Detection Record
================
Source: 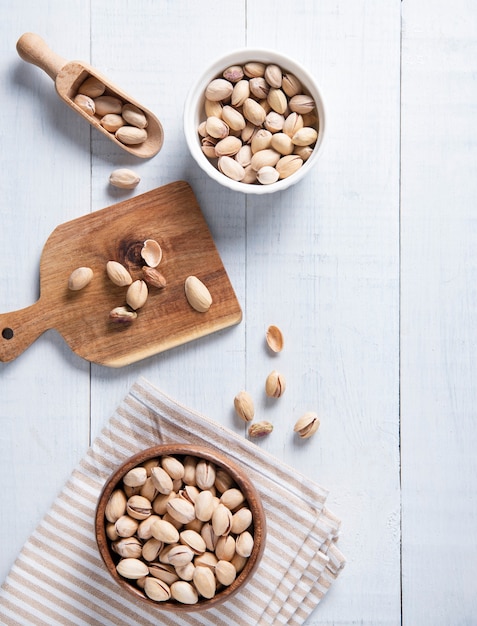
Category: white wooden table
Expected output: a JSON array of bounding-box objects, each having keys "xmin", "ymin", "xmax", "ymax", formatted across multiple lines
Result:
[{"xmin": 1, "ymin": 1, "xmax": 476, "ymax": 624}]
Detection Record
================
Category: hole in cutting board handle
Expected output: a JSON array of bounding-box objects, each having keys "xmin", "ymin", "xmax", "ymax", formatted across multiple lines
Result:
[{"xmin": 2, "ymin": 328, "xmax": 14, "ymax": 340}]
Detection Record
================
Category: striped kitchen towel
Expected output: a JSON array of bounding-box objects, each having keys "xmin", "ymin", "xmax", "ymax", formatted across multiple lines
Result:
[{"xmin": 0, "ymin": 377, "xmax": 345, "ymax": 625}]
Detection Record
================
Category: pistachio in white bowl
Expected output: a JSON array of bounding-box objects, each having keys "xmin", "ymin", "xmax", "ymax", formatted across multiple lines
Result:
[{"xmin": 184, "ymin": 49, "xmax": 326, "ymax": 194}]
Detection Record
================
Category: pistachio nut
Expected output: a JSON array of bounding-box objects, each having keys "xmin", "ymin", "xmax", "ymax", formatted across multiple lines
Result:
[
  {"xmin": 193, "ymin": 565, "xmax": 216, "ymax": 599},
  {"xmin": 166, "ymin": 544, "xmax": 194, "ymax": 567},
  {"xmin": 115, "ymin": 515, "xmax": 139, "ymax": 538},
  {"xmin": 116, "ymin": 557, "xmax": 149, "ymax": 580},
  {"xmin": 77, "ymin": 76, "xmax": 105, "ymax": 98},
  {"xmin": 215, "ymin": 535, "xmax": 236, "ymax": 561},
  {"xmin": 151, "ymin": 466, "xmax": 174, "ymax": 494},
  {"xmin": 291, "ymin": 126, "xmax": 318, "ymax": 147},
  {"xmin": 218, "ymin": 155, "xmax": 245, "ymax": 181},
  {"xmin": 212, "ymin": 503, "xmax": 233, "ymax": 536},
  {"xmin": 126, "ymin": 279, "xmax": 148, "ymax": 310},
  {"xmin": 106, "ymin": 260, "xmax": 133, "ymax": 286},
  {"xmin": 151, "ymin": 518, "xmax": 180, "ymax": 544},
  {"xmin": 112, "ymin": 536, "xmax": 143, "ymax": 559},
  {"xmin": 205, "ymin": 78, "xmax": 233, "ymax": 102},
  {"xmin": 294, "ymin": 411, "xmax": 320, "ymax": 439},
  {"xmin": 73, "ymin": 94, "xmax": 95, "ymax": 116},
  {"xmin": 184, "ymin": 275, "xmax": 213, "ymax": 313},
  {"xmin": 264, "ymin": 64, "xmax": 283, "ymax": 88},
  {"xmin": 234, "ymin": 390, "xmax": 255, "ymax": 422},
  {"xmin": 215, "ymin": 559, "xmax": 237, "ymax": 586},
  {"xmin": 231, "ymin": 507, "xmax": 253, "ymax": 534},
  {"xmin": 223, "ymin": 65, "xmax": 244, "ymax": 83},
  {"xmin": 235, "ymin": 530, "xmax": 254, "ymax": 557},
  {"xmin": 148, "ymin": 563, "xmax": 179, "ymax": 585},
  {"xmin": 170, "ymin": 580, "xmax": 199, "ymax": 605},
  {"xmin": 289, "ymin": 94, "xmax": 316, "ymax": 115},
  {"xmin": 68, "ymin": 266, "xmax": 93, "ymax": 291},
  {"xmin": 123, "ymin": 466, "xmax": 147, "ymax": 488},
  {"xmin": 109, "ymin": 168, "xmax": 140, "ymax": 189},
  {"xmin": 205, "ymin": 116, "xmax": 229, "ymax": 139},
  {"xmin": 166, "ymin": 497, "xmax": 196, "ymax": 524},
  {"xmin": 195, "ymin": 460, "xmax": 216, "ymax": 490},
  {"xmin": 109, "ymin": 306, "xmax": 137, "ymax": 324},
  {"xmin": 105, "ymin": 489, "xmax": 127, "ymax": 523},
  {"xmin": 121, "ymin": 103, "xmax": 148, "ymax": 129},
  {"xmin": 115, "ymin": 126, "xmax": 148, "ymax": 145},
  {"xmin": 248, "ymin": 421, "xmax": 274, "ymax": 438},
  {"xmin": 195, "ymin": 489, "xmax": 215, "ymax": 522},
  {"xmin": 100, "ymin": 113, "xmax": 125, "ymax": 132},
  {"xmin": 220, "ymin": 488, "xmax": 245, "ymax": 511},
  {"xmin": 257, "ymin": 166, "xmax": 279, "ymax": 185},
  {"xmin": 94, "ymin": 95, "xmax": 123, "ymax": 116},
  {"xmin": 265, "ymin": 370, "xmax": 286, "ymax": 398},
  {"xmin": 282, "ymin": 73, "xmax": 302, "ymax": 97},
  {"xmin": 142, "ymin": 266, "xmax": 167, "ymax": 289},
  {"xmin": 141, "ymin": 537, "xmax": 163, "ymax": 562},
  {"xmin": 126, "ymin": 495, "xmax": 152, "ymax": 520},
  {"xmin": 144, "ymin": 576, "xmax": 171, "ymax": 602},
  {"xmin": 276, "ymin": 154, "xmax": 304, "ymax": 179},
  {"xmin": 243, "ymin": 97, "xmax": 267, "ymax": 126}
]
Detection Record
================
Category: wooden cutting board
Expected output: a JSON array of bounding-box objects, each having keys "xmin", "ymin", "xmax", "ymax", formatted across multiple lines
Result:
[{"xmin": 0, "ymin": 181, "xmax": 242, "ymax": 367}]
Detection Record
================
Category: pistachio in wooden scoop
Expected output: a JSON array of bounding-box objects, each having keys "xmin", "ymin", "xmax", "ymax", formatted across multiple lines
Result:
[{"xmin": 16, "ymin": 32, "xmax": 164, "ymax": 159}]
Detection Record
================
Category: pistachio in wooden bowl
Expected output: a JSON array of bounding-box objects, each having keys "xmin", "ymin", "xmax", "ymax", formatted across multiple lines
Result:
[{"xmin": 95, "ymin": 444, "xmax": 266, "ymax": 612}]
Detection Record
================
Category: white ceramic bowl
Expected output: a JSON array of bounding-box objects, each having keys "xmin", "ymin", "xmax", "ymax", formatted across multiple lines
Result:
[{"xmin": 184, "ymin": 49, "xmax": 326, "ymax": 195}]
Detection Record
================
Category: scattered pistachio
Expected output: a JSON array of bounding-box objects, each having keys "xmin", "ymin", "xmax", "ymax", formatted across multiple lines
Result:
[
  {"xmin": 106, "ymin": 260, "xmax": 133, "ymax": 286},
  {"xmin": 294, "ymin": 411, "xmax": 320, "ymax": 439},
  {"xmin": 234, "ymin": 390, "xmax": 255, "ymax": 422},
  {"xmin": 184, "ymin": 275, "xmax": 213, "ymax": 313},
  {"xmin": 109, "ymin": 168, "xmax": 140, "ymax": 189},
  {"xmin": 266, "ymin": 325, "xmax": 284, "ymax": 352},
  {"xmin": 248, "ymin": 421, "xmax": 274, "ymax": 438},
  {"xmin": 141, "ymin": 239, "xmax": 162, "ymax": 268},
  {"xmin": 67, "ymin": 266, "xmax": 93, "ymax": 291},
  {"xmin": 265, "ymin": 370, "xmax": 286, "ymax": 398}
]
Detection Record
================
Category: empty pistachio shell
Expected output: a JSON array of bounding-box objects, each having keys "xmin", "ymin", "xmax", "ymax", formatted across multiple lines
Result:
[
  {"xmin": 141, "ymin": 239, "xmax": 162, "ymax": 268},
  {"xmin": 184, "ymin": 276, "xmax": 213, "ymax": 312},
  {"xmin": 294, "ymin": 411, "xmax": 320, "ymax": 438},
  {"xmin": 109, "ymin": 168, "xmax": 140, "ymax": 189},
  {"xmin": 68, "ymin": 266, "xmax": 93, "ymax": 291},
  {"xmin": 266, "ymin": 325, "xmax": 284, "ymax": 352}
]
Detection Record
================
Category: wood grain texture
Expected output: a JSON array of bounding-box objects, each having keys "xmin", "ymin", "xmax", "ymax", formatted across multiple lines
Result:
[
  {"xmin": 401, "ymin": 0, "xmax": 477, "ymax": 623},
  {"xmin": 0, "ymin": 182, "xmax": 242, "ymax": 366},
  {"xmin": 1, "ymin": 0, "xmax": 476, "ymax": 624}
]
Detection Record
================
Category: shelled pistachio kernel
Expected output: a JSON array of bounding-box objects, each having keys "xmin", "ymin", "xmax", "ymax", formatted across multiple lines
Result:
[
  {"xmin": 106, "ymin": 454, "xmax": 255, "ymax": 604},
  {"xmin": 198, "ymin": 60, "xmax": 318, "ymax": 185}
]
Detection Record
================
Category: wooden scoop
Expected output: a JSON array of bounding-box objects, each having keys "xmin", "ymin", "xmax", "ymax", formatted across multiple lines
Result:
[
  {"xmin": 0, "ymin": 182, "xmax": 242, "ymax": 367},
  {"xmin": 16, "ymin": 32, "xmax": 164, "ymax": 159}
]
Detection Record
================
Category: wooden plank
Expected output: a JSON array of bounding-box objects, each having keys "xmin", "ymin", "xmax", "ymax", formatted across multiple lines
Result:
[
  {"xmin": 0, "ymin": 1, "xmax": 92, "ymax": 583},
  {"xmin": 401, "ymin": 0, "xmax": 477, "ymax": 623},
  {"xmin": 245, "ymin": 1, "xmax": 402, "ymax": 623}
]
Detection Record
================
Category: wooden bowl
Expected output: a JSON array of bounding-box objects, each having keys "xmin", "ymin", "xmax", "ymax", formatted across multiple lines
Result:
[{"xmin": 95, "ymin": 444, "xmax": 266, "ymax": 612}]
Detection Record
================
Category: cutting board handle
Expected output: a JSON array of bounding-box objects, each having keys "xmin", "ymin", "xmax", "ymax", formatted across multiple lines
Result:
[
  {"xmin": 0, "ymin": 301, "xmax": 50, "ymax": 362},
  {"xmin": 16, "ymin": 33, "xmax": 67, "ymax": 81}
]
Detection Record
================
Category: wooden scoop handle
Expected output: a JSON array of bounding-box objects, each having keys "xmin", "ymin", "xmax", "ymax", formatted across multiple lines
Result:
[
  {"xmin": 16, "ymin": 32, "xmax": 67, "ymax": 81},
  {"xmin": 0, "ymin": 301, "xmax": 51, "ymax": 362}
]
